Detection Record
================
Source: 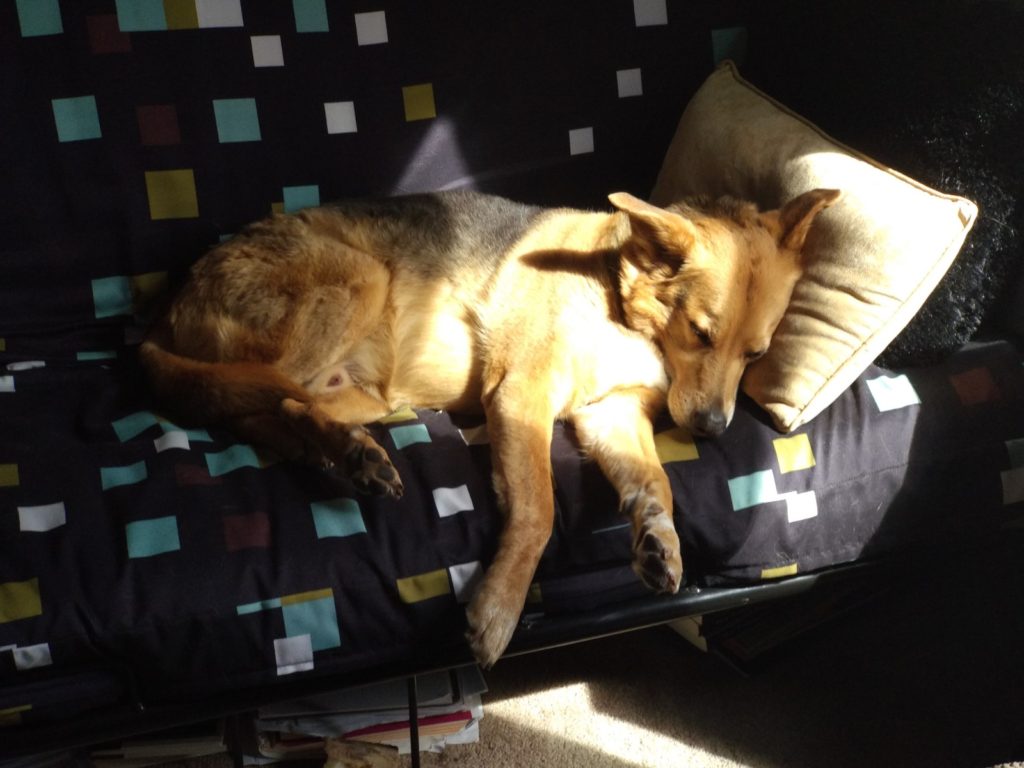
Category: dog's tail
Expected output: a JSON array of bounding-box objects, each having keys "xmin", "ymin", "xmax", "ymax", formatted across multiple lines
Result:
[{"xmin": 137, "ymin": 329, "xmax": 309, "ymax": 427}]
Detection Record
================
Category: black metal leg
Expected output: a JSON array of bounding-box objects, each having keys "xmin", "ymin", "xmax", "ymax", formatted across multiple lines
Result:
[{"xmin": 407, "ymin": 676, "xmax": 420, "ymax": 768}]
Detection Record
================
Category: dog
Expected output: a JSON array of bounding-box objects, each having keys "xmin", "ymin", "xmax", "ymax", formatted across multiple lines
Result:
[{"xmin": 139, "ymin": 187, "xmax": 839, "ymax": 667}]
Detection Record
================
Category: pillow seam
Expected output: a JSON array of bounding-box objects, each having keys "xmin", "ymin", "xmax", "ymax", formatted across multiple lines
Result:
[{"xmin": 718, "ymin": 60, "xmax": 975, "ymax": 208}]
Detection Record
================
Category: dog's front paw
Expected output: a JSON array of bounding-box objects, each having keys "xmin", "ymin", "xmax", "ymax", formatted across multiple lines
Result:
[
  {"xmin": 631, "ymin": 501, "xmax": 683, "ymax": 594},
  {"xmin": 465, "ymin": 579, "xmax": 522, "ymax": 669}
]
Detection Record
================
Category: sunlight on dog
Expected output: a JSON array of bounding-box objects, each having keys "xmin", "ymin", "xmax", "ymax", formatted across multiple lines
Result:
[{"xmin": 140, "ymin": 188, "xmax": 839, "ymax": 667}]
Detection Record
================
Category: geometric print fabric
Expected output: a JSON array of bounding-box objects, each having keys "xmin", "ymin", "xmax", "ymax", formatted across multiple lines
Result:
[{"xmin": 5, "ymin": 0, "xmax": 1024, "ymax": 738}]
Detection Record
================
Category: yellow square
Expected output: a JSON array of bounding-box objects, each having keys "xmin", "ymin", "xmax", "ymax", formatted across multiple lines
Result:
[
  {"xmin": 761, "ymin": 563, "xmax": 799, "ymax": 580},
  {"xmin": 271, "ymin": 201, "xmax": 285, "ymax": 214},
  {"xmin": 281, "ymin": 587, "xmax": 334, "ymax": 606},
  {"xmin": 0, "ymin": 705, "xmax": 30, "ymax": 727},
  {"xmin": 0, "ymin": 338, "xmax": 5, "ymax": 351},
  {"xmin": 527, "ymin": 582, "xmax": 543, "ymax": 604},
  {"xmin": 396, "ymin": 568, "xmax": 450, "ymax": 603},
  {"xmin": 0, "ymin": 578, "xmax": 42, "ymax": 623},
  {"xmin": 773, "ymin": 433, "xmax": 815, "ymax": 474},
  {"xmin": 0, "ymin": 464, "xmax": 18, "ymax": 487},
  {"xmin": 145, "ymin": 169, "xmax": 199, "ymax": 220},
  {"xmin": 653, "ymin": 427, "xmax": 699, "ymax": 463},
  {"xmin": 402, "ymin": 83, "xmax": 437, "ymax": 121},
  {"xmin": 378, "ymin": 406, "xmax": 418, "ymax": 424},
  {"xmin": 163, "ymin": 0, "xmax": 199, "ymax": 29},
  {"xmin": 130, "ymin": 271, "xmax": 169, "ymax": 312}
]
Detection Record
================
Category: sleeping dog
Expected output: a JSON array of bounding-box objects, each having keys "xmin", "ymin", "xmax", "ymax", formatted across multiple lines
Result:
[{"xmin": 140, "ymin": 187, "xmax": 839, "ymax": 666}]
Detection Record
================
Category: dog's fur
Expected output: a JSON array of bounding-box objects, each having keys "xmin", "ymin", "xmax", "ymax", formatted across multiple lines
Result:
[{"xmin": 139, "ymin": 188, "xmax": 839, "ymax": 666}]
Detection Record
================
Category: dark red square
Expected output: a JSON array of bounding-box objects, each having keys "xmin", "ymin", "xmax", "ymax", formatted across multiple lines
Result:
[
  {"xmin": 87, "ymin": 15, "xmax": 132, "ymax": 55},
  {"xmin": 175, "ymin": 464, "xmax": 222, "ymax": 487},
  {"xmin": 223, "ymin": 512, "xmax": 272, "ymax": 552},
  {"xmin": 137, "ymin": 105, "xmax": 182, "ymax": 146},
  {"xmin": 950, "ymin": 367, "xmax": 1002, "ymax": 406}
]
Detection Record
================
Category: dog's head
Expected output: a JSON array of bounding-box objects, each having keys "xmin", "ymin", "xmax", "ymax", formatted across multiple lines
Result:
[{"xmin": 610, "ymin": 188, "xmax": 841, "ymax": 437}]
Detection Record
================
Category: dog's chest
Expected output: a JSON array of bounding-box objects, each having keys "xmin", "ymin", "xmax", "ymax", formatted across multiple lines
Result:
[{"xmin": 566, "ymin": 324, "xmax": 668, "ymax": 409}]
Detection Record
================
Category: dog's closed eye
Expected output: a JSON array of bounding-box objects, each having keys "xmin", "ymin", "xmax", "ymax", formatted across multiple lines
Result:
[{"xmin": 690, "ymin": 321, "xmax": 713, "ymax": 348}]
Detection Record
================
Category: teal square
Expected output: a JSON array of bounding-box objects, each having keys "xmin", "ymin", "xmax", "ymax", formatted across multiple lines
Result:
[
  {"xmin": 389, "ymin": 423, "xmax": 431, "ymax": 450},
  {"xmin": 112, "ymin": 411, "xmax": 160, "ymax": 442},
  {"xmin": 162, "ymin": 422, "xmax": 213, "ymax": 442},
  {"xmin": 101, "ymin": 461, "xmax": 148, "ymax": 490},
  {"xmin": 126, "ymin": 516, "xmax": 181, "ymax": 558},
  {"xmin": 92, "ymin": 275, "xmax": 133, "ymax": 318},
  {"xmin": 293, "ymin": 0, "xmax": 328, "ymax": 32},
  {"xmin": 206, "ymin": 444, "xmax": 260, "ymax": 476},
  {"xmin": 727, "ymin": 469, "xmax": 778, "ymax": 511},
  {"xmin": 213, "ymin": 98, "xmax": 262, "ymax": 143},
  {"xmin": 711, "ymin": 26, "xmax": 748, "ymax": 66},
  {"xmin": 283, "ymin": 597, "xmax": 341, "ymax": 650},
  {"xmin": 16, "ymin": 0, "xmax": 64, "ymax": 37},
  {"xmin": 283, "ymin": 185, "xmax": 321, "ymax": 213},
  {"xmin": 311, "ymin": 498, "xmax": 366, "ymax": 538},
  {"xmin": 115, "ymin": 0, "xmax": 167, "ymax": 31},
  {"xmin": 52, "ymin": 96, "xmax": 102, "ymax": 142},
  {"xmin": 77, "ymin": 350, "xmax": 117, "ymax": 361}
]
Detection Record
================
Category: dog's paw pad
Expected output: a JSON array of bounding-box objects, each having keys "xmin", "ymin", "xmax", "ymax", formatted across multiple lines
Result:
[
  {"xmin": 347, "ymin": 442, "xmax": 404, "ymax": 499},
  {"xmin": 632, "ymin": 520, "xmax": 683, "ymax": 595},
  {"xmin": 323, "ymin": 428, "xmax": 403, "ymax": 499}
]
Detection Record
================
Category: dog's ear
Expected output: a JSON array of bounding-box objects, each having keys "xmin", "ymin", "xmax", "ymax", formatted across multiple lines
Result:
[
  {"xmin": 773, "ymin": 188, "xmax": 842, "ymax": 257},
  {"xmin": 609, "ymin": 192, "xmax": 695, "ymax": 275}
]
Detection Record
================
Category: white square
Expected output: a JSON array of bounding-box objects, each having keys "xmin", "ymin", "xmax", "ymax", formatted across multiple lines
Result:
[
  {"xmin": 432, "ymin": 484, "xmax": 474, "ymax": 517},
  {"xmin": 325, "ymin": 101, "xmax": 358, "ymax": 134},
  {"xmin": 14, "ymin": 643, "xmax": 52, "ymax": 671},
  {"xmin": 0, "ymin": 376, "xmax": 13, "ymax": 393},
  {"xmin": 1002, "ymin": 466, "xmax": 1024, "ymax": 505},
  {"xmin": 569, "ymin": 126, "xmax": 594, "ymax": 156},
  {"xmin": 6, "ymin": 360, "xmax": 44, "ymax": 371},
  {"xmin": 155, "ymin": 430, "xmax": 190, "ymax": 452},
  {"xmin": 866, "ymin": 374, "xmax": 921, "ymax": 413},
  {"xmin": 275, "ymin": 634, "xmax": 314, "ymax": 676},
  {"xmin": 616, "ymin": 68, "xmax": 643, "ymax": 98},
  {"xmin": 459, "ymin": 423, "xmax": 489, "ymax": 445},
  {"xmin": 251, "ymin": 35, "xmax": 284, "ymax": 68},
  {"xmin": 633, "ymin": 0, "xmax": 668, "ymax": 26},
  {"xmin": 784, "ymin": 491, "xmax": 818, "ymax": 523},
  {"xmin": 18, "ymin": 502, "xmax": 66, "ymax": 532},
  {"xmin": 354, "ymin": 11, "xmax": 388, "ymax": 45},
  {"xmin": 448, "ymin": 561, "xmax": 483, "ymax": 603},
  {"xmin": 196, "ymin": 0, "xmax": 244, "ymax": 27}
]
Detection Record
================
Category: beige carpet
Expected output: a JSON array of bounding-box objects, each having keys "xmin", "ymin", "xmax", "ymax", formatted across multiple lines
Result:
[
  {"xmin": 422, "ymin": 544, "xmax": 1024, "ymax": 768},
  {"xmin": 166, "ymin": 542, "xmax": 1023, "ymax": 768}
]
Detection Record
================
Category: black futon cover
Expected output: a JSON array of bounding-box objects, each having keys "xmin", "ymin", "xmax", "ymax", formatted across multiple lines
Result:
[
  {"xmin": 2, "ymin": 338, "xmax": 1023, "ymax": 728},
  {"xmin": 3, "ymin": 0, "xmax": 1024, "ymax": 737}
]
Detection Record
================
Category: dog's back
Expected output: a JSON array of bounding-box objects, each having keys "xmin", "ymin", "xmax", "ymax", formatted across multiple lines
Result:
[{"xmin": 319, "ymin": 190, "xmax": 544, "ymax": 279}]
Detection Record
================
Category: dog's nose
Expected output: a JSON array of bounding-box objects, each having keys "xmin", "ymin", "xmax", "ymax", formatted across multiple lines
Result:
[{"xmin": 691, "ymin": 409, "xmax": 728, "ymax": 437}]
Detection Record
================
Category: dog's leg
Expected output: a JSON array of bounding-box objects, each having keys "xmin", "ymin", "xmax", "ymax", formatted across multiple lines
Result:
[
  {"xmin": 572, "ymin": 389, "xmax": 682, "ymax": 594},
  {"xmin": 466, "ymin": 379, "xmax": 556, "ymax": 667},
  {"xmin": 279, "ymin": 389, "xmax": 404, "ymax": 498}
]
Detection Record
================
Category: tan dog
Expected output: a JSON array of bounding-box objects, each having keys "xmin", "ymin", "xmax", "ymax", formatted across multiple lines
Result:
[{"xmin": 139, "ymin": 188, "xmax": 839, "ymax": 666}]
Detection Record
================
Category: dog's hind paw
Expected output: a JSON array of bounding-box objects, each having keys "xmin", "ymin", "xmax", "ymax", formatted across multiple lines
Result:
[
  {"xmin": 338, "ymin": 428, "xmax": 404, "ymax": 499},
  {"xmin": 632, "ymin": 513, "xmax": 683, "ymax": 594}
]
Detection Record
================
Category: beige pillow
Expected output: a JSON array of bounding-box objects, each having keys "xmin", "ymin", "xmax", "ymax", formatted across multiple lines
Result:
[{"xmin": 650, "ymin": 61, "xmax": 978, "ymax": 432}]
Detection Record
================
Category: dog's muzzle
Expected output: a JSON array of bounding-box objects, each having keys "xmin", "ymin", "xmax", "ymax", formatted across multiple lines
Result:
[{"xmin": 690, "ymin": 408, "xmax": 728, "ymax": 438}]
